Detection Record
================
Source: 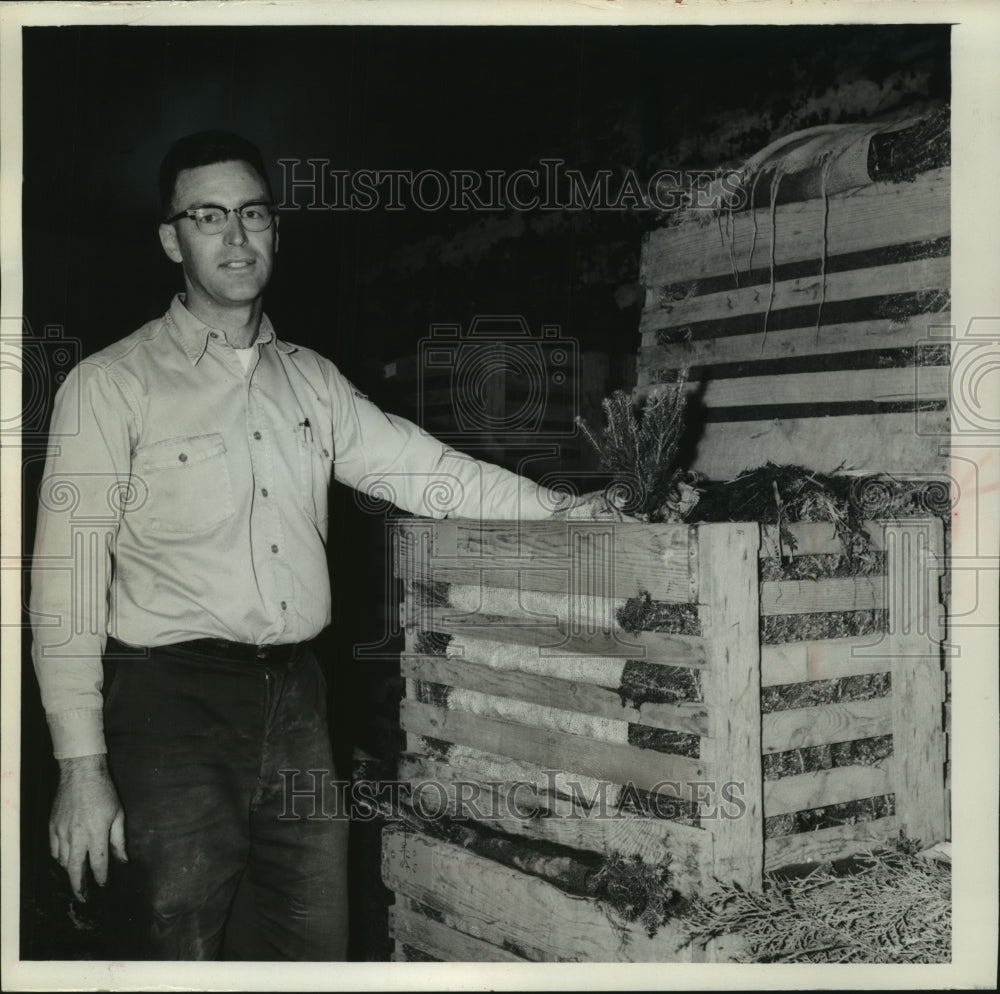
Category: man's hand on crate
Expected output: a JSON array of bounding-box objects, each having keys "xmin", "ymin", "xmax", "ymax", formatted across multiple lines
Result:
[{"xmin": 547, "ymin": 488, "xmax": 641, "ymax": 523}]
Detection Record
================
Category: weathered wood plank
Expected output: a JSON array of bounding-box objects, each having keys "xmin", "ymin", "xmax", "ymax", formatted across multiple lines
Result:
[
  {"xmin": 444, "ymin": 683, "xmax": 629, "ymax": 746},
  {"xmin": 760, "ymin": 521, "xmax": 886, "ymax": 559},
  {"xmin": 396, "ymin": 752, "xmax": 709, "ymax": 894},
  {"xmin": 640, "ymin": 255, "xmax": 950, "ymax": 339},
  {"xmin": 395, "ymin": 519, "xmax": 696, "ymax": 603},
  {"xmin": 699, "ymin": 523, "xmax": 764, "ymax": 891},
  {"xmin": 382, "ymin": 826, "xmax": 696, "ymax": 962},
  {"xmin": 763, "ymin": 761, "xmax": 894, "ymax": 817},
  {"xmin": 635, "ymin": 701, "xmax": 712, "ymax": 737},
  {"xmin": 401, "ymin": 653, "xmax": 710, "ymax": 737},
  {"xmin": 760, "ymin": 575, "xmax": 884, "ymax": 616},
  {"xmin": 885, "ymin": 518, "xmax": 948, "ymax": 847},
  {"xmin": 404, "ymin": 623, "xmax": 422, "ymax": 755},
  {"xmin": 679, "ymin": 410, "xmax": 950, "ymax": 480},
  {"xmin": 637, "ymin": 313, "xmax": 951, "ymax": 377},
  {"xmin": 639, "ymin": 168, "xmax": 949, "ymax": 287},
  {"xmin": 400, "ymin": 699, "xmax": 711, "ymax": 803},
  {"xmin": 389, "ymin": 902, "xmax": 531, "ymax": 962},
  {"xmin": 414, "ymin": 608, "xmax": 709, "ymax": 669},
  {"xmin": 656, "ymin": 364, "xmax": 948, "ymax": 409},
  {"xmin": 764, "ymin": 816, "xmax": 899, "ymax": 871},
  {"xmin": 760, "ymin": 637, "xmax": 893, "ymax": 687},
  {"xmin": 761, "ymin": 698, "xmax": 892, "ymax": 753}
]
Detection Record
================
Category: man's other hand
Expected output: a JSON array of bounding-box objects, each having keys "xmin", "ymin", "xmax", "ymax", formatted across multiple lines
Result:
[
  {"xmin": 50, "ymin": 754, "xmax": 127, "ymax": 901},
  {"xmin": 548, "ymin": 489, "xmax": 642, "ymax": 523}
]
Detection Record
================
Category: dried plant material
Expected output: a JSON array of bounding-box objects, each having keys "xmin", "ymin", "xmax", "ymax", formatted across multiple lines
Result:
[
  {"xmin": 588, "ymin": 851, "xmax": 681, "ymax": 939},
  {"xmin": 414, "ymin": 630, "xmax": 451, "ymax": 656},
  {"xmin": 616, "ymin": 592, "xmax": 699, "ymax": 636},
  {"xmin": 682, "ymin": 843, "xmax": 950, "ymax": 963},
  {"xmin": 576, "ymin": 377, "xmax": 696, "ymax": 522}
]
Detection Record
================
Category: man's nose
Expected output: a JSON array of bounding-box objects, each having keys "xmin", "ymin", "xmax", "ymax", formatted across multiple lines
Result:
[{"xmin": 222, "ymin": 211, "xmax": 248, "ymax": 245}]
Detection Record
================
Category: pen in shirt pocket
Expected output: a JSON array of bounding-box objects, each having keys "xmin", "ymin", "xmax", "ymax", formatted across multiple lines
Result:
[{"xmin": 299, "ymin": 417, "xmax": 313, "ymax": 443}]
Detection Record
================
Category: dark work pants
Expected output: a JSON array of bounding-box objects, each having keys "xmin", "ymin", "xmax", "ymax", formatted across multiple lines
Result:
[{"xmin": 102, "ymin": 640, "xmax": 348, "ymax": 960}]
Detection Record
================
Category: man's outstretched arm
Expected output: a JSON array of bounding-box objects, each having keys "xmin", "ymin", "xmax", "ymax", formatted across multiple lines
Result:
[{"xmin": 324, "ymin": 363, "xmax": 634, "ymax": 522}]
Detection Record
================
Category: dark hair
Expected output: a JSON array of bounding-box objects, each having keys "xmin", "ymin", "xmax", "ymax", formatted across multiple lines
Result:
[{"xmin": 158, "ymin": 130, "xmax": 272, "ymax": 218}]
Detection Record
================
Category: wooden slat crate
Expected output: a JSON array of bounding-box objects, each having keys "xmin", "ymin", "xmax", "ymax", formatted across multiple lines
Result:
[
  {"xmin": 382, "ymin": 515, "xmax": 947, "ymax": 962},
  {"xmin": 635, "ymin": 167, "xmax": 950, "ymax": 479}
]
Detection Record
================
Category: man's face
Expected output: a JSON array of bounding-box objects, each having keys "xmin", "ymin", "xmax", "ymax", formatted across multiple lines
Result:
[{"xmin": 158, "ymin": 159, "xmax": 278, "ymax": 319}]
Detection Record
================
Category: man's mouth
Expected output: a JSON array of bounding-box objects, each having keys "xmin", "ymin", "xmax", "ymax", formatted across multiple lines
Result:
[{"xmin": 221, "ymin": 260, "xmax": 255, "ymax": 270}]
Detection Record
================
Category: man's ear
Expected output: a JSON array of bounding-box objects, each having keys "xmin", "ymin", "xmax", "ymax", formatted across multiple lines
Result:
[
  {"xmin": 273, "ymin": 214, "xmax": 280, "ymax": 254},
  {"xmin": 158, "ymin": 223, "xmax": 183, "ymax": 263}
]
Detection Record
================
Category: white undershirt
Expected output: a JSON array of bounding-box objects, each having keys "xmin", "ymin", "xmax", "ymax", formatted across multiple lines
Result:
[{"xmin": 234, "ymin": 347, "xmax": 256, "ymax": 372}]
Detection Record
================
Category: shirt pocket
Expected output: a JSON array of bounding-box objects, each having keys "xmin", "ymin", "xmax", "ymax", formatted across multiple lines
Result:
[
  {"xmin": 133, "ymin": 433, "xmax": 235, "ymax": 534},
  {"xmin": 293, "ymin": 424, "xmax": 332, "ymax": 527}
]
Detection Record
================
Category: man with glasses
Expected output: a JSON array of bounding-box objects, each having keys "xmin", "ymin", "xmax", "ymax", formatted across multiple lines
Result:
[{"xmin": 30, "ymin": 130, "xmax": 623, "ymax": 961}]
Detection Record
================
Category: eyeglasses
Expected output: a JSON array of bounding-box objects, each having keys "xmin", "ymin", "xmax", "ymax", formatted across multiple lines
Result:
[{"xmin": 165, "ymin": 202, "xmax": 276, "ymax": 235}]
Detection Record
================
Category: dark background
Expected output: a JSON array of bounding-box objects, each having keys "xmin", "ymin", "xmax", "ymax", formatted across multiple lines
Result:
[{"xmin": 18, "ymin": 22, "xmax": 949, "ymax": 960}]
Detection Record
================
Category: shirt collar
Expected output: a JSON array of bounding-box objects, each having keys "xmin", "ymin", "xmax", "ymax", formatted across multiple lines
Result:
[{"xmin": 167, "ymin": 294, "xmax": 297, "ymax": 364}]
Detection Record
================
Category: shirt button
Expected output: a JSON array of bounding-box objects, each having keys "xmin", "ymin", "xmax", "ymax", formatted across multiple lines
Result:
[
  {"xmin": 209, "ymin": 332, "xmax": 220, "ymax": 340},
  {"xmin": 178, "ymin": 453, "xmax": 188, "ymax": 462},
  {"xmin": 253, "ymin": 431, "xmax": 262, "ymax": 440},
  {"xmin": 271, "ymin": 544, "xmax": 279, "ymax": 553},
  {"xmin": 261, "ymin": 488, "xmax": 268, "ymax": 497},
  {"xmin": 280, "ymin": 600, "xmax": 287, "ymax": 610}
]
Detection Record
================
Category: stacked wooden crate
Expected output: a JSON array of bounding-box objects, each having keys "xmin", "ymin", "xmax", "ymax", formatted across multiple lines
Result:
[
  {"xmin": 382, "ymin": 515, "xmax": 948, "ymax": 962},
  {"xmin": 635, "ymin": 166, "xmax": 950, "ymax": 479}
]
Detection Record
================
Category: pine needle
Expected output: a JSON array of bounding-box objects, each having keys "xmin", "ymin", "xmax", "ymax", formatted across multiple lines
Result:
[{"xmin": 576, "ymin": 372, "xmax": 696, "ymax": 521}]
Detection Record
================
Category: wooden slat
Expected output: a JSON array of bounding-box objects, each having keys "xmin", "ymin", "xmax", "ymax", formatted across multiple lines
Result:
[
  {"xmin": 764, "ymin": 816, "xmax": 899, "ymax": 871},
  {"xmin": 760, "ymin": 521, "xmax": 886, "ymax": 558},
  {"xmin": 635, "ymin": 701, "xmax": 711, "ymax": 737},
  {"xmin": 389, "ymin": 902, "xmax": 530, "ymax": 962},
  {"xmin": 640, "ymin": 255, "xmax": 950, "ymax": 340},
  {"xmin": 760, "ymin": 575, "xmax": 884, "ymax": 616},
  {"xmin": 673, "ymin": 365, "xmax": 947, "ymax": 409},
  {"xmin": 416, "ymin": 607, "xmax": 709, "ymax": 669},
  {"xmin": 401, "ymin": 653, "xmax": 710, "ymax": 737},
  {"xmin": 397, "ymin": 753, "xmax": 709, "ymax": 894},
  {"xmin": 699, "ymin": 523, "xmax": 764, "ymax": 890},
  {"xmin": 440, "ymin": 582, "xmax": 630, "ymax": 648},
  {"xmin": 400, "ymin": 699, "xmax": 711, "ymax": 803},
  {"xmin": 382, "ymin": 826, "xmax": 697, "ymax": 962},
  {"xmin": 637, "ymin": 313, "xmax": 951, "ymax": 376},
  {"xmin": 640, "ymin": 168, "xmax": 949, "ymax": 287},
  {"xmin": 763, "ymin": 761, "xmax": 894, "ymax": 817},
  {"xmin": 760, "ymin": 637, "xmax": 892, "ymax": 687},
  {"xmin": 761, "ymin": 698, "xmax": 892, "ymax": 753},
  {"xmin": 396, "ymin": 519, "xmax": 696, "ymax": 603},
  {"xmin": 682, "ymin": 410, "xmax": 950, "ymax": 480},
  {"xmin": 885, "ymin": 519, "xmax": 948, "ymax": 847}
]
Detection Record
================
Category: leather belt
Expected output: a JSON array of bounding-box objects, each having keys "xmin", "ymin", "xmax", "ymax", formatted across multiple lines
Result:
[
  {"xmin": 106, "ymin": 637, "xmax": 305, "ymax": 665},
  {"xmin": 174, "ymin": 638, "xmax": 305, "ymax": 664}
]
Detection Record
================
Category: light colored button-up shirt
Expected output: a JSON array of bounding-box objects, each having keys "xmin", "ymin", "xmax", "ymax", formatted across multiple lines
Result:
[{"xmin": 30, "ymin": 296, "xmax": 565, "ymax": 759}]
